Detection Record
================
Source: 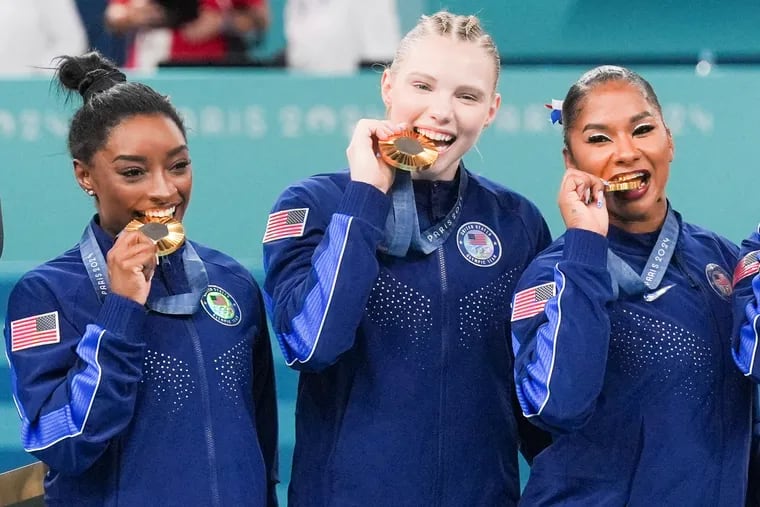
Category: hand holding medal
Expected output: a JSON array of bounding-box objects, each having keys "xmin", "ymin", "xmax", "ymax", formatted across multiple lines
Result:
[
  {"xmin": 346, "ymin": 120, "xmax": 439, "ymax": 193},
  {"xmin": 558, "ymin": 168, "xmax": 608, "ymax": 236},
  {"xmin": 107, "ymin": 226, "xmax": 165, "ymax": 305},
  {"xmin": 103, "ymin": 216, "xmax": 185, "ymax": 304}
]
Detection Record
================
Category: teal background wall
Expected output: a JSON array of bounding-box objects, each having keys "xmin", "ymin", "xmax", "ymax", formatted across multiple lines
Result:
[
  {"xmin": 426, "ymin": 0, "xmax": 760, "ymax": 60},
  {"xmin": 255, "ymin": 0, "xmax": 760, "ymax": 62}
]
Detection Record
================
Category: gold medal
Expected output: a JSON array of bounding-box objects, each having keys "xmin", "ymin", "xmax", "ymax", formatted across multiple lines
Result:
[
  {"xmin": 604, "ymin": 172, "xmax": 646, "ymax": 192},
  {"xmin": 377, "ymin": 129, "xmax": 438, "ymax": 171},
  {"xmin": 125, "ymin": 216, "xmax": 186, "ymax": 256}
]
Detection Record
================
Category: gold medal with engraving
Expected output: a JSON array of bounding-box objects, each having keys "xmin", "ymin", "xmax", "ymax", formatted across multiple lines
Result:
[
  {"xmin": 604, "ymin": 172, "xmax": 646, "ymax": 192},
  {"xmin": 377, "ymin": 129, "xmax": 438, "ymax": 171},
  {"xmin": 125, "ymin": 216, "xmax": 186, "ymax": 256}
]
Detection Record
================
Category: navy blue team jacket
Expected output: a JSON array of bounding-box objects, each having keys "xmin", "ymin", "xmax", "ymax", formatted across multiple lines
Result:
[
  {"xmin": 731, "ymin": 227, "xmax": 760, "ymax": 506},
  {"xmin": 4, "ymin": 219, "xmax": 278, "ymax": 506},
  {"xmin": 732, "ymin": 226, "xmax": 760, "ymax": 382},
  {"xmin": 512, "ymin": 212, "xmax": 752, "ymax": 506},
  {"xmin": 263, "ymin": 168, "xmax": 551, "ymax": 507}
]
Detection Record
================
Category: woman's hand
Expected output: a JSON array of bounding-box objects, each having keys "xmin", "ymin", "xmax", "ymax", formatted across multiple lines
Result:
[
  {"xmin": 107, "ymin": 230, "xmax": 159, "ymax": 305},
  {"xmin": 346, "ymin": 120, "xmax": 407, "ymax": 194},
  {"xmin": 558, "ymin": 169, "xmax": 609, "ymax": 236}
]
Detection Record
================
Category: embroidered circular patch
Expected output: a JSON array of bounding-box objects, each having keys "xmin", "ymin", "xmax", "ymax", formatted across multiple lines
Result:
[
  {"xmin": 201, "ymin": 285, "xmax": 241, "ymax": 326},
  {"xmin": 705, "ymin": 263, "xmax": 732, "ymax": 299},
  {"xmin": 456, "ymin": 222, "xmax": 502, "ymax": 267}
]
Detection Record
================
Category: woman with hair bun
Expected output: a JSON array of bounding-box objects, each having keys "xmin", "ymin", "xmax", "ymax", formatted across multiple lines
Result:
[{"xmin": 3, "ymin": 51, "xmax": 278, "ymax": 506}]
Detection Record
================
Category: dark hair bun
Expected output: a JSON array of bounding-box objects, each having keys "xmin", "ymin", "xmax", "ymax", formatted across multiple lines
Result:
[{"xmin": 56, "ymin": 51, "xmax": 126, "ymax": 101}]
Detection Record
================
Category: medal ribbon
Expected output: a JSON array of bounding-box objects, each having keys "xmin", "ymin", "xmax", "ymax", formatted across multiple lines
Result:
[
  {"xmin": 606, "ymin": 206, "xmax": 679, "ymax": 298},
  {"xmin": 79, "ymin": 223, "xmax": 208, "ymax": 315},
  {"xmin": 380, "ymin": 167, "xmax": 468, "ymax": 257}
]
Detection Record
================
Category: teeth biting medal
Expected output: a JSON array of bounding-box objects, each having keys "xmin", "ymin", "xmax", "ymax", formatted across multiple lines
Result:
[
  {"xmin": 125, "ymin": 216, "xmax": 186, "ymax": 256},
  {"xmin": 604, "ymin": 172, "xmax": 647, "ymax": 192},
  {"xmin": 377, "ymin": 128, "xmax": 438, "ymax": 171}
]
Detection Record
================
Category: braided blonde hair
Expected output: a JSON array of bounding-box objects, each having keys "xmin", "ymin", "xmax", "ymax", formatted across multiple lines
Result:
[{"xmin": 389, "ymin": 11, "xmax": 500, "ymax": 91}]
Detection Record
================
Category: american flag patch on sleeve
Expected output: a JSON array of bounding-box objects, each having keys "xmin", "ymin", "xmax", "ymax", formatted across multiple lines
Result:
[
  {"xmin": 262, "ymin": 208, "xmax": 309, "ymax": 243},
  {"xmin": 733, "ymin": 250, "xmax": 760, "ymax": 287},
  {"xmin": 10, "ymin": 311, "xmax": 60, "ymax": 352},
  {"xmin": 511, "ymin": 282, "xmax": 556, "ymax": 322}
]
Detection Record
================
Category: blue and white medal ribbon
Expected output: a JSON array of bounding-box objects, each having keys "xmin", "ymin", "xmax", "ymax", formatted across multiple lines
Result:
[
  {"xmin": 79, "ymin": 223, "xmax": 208, "ymax": 315},
  {"xmin": 380, "ymin": 166, "xmax": 468, "ymax": 257},
  {"xmin": 606, "ymin": 206, "xmax": 679, "ymax": 298}
]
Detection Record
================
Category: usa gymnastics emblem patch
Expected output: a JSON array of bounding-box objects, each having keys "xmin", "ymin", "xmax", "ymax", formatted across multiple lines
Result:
[
  {"xmin": 456, "ymin": 222, "xmax": 501, "ymax": 267},
  {"xmin": 705, "ymin": 263, "xmax": 732, "ymax": 299},
  {"xmin": 201, "ymin": 285, "xmax": 241, "ymax": 326}
]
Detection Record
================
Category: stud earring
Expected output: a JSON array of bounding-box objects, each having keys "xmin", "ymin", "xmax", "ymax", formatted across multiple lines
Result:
[{"xmin": 85, "ymin": 189, "xmax": 95, "ymax": 196}]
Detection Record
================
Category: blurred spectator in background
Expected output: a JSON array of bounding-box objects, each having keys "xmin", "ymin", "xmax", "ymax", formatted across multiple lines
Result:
[
  {"xmin": 285, "ymin": 0, "xmax": 400, "ymax": 74},
  {"xmin": 104, "ymin": 0, "xmax": 269, "ymax": 70},
  {"xmin": 224, "ymin": 0, "xmax": 270, "ymax": 62},
  {"xmin": 75, "ymin": 0, "xmax": 128, "ymax": 65},
  {"xmin": 0, "ymin": 0, "xmax": 87, "ymax": 75}
]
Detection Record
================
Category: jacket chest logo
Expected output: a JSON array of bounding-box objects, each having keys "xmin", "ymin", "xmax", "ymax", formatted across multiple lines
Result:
[
  {"xmin": 201, "ymin": 285, "xmax": 242, "ymax": 326},
  {"xmin": 456, "ymin": 222, "xmax": 501, "ymax": 267},
  {"xmin": 704, "ymin": 263, "xmax": 732, "ymax": 300}
]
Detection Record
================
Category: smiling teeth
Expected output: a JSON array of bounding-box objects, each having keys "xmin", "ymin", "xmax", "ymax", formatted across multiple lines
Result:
[
  {"xmin": 144, "ymin": 207, "xmax": 175, "ymax": 218},
  {"xmin": 415, "ymin": 127, "xmax": 454, "ymax": 142}
]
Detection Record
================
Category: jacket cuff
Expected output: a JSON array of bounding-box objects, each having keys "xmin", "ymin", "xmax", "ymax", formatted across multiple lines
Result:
[
  {"xmin": 96, "ymin": 294, "xmax": 148, "ymax": 342},
  {"xmin": 563, "ymin": 229, "xmax": 609, "ymax": 266},
  {"xmin": 336, "ymin": 181, "xmax": 391, "ymax": 229}
]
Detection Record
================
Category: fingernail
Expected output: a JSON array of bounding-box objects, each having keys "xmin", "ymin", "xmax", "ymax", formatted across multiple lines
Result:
[{"xmin": 596, "ymin": 190, "xmax": 604, "ymax": 208}]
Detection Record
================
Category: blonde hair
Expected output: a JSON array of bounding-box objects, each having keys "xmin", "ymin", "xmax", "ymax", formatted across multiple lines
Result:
[{"xmin": 389, "ymin": 11, "xmax": 500, "ymax": 91}]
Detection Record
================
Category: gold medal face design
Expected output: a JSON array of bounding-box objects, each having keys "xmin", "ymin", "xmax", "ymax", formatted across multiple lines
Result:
[
  {"xmin": 604, "ymin": 172, "xmax": 647, "ymax": 192},
  {"xmin": 377, "ymin": 129, "xmax": 439, "ymax": 172},
  {"xmin": 125, "ymin": 216, "xmax": 186, "ymax": 256}
]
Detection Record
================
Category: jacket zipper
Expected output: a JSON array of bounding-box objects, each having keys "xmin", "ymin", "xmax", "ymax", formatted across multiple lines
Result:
[
  {"xmin": 161, "ymin": 257, "xmax": 220, "ymax": 506},
  {"xmin": 435, "ymin": 248, "xmax": 449, "ymax": 507},
  {"xmin": 184, "ymin": 320, "xmax": 222, "ymax": 507}
]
